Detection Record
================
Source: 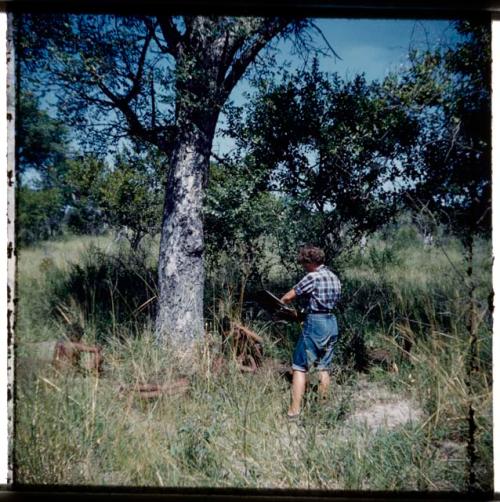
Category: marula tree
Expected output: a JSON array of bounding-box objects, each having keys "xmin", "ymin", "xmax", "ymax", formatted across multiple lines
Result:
[{"xmin": 18, "ymin": 13, "xmax": 316, "ymax": 347}]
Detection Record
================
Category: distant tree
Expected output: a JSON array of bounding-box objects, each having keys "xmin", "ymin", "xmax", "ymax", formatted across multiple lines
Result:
[
  {"xmin": 225, "ymin": 59, "xmax": 420, "ymax": 262},
  {"xmin": 65, "ymin": 147, "xmax": 164, "ymax": 249},
  {"xmin": 16, "ymin": 91, "xmax": 71, "ymax": 244},
  {"xmin": 18, "ymin": 14, "xmax": 317, "ymax": 347},
  {"xmin": 204, "ymin": 161, "xmax": 285, "ymax": 296},
  {"xmin": 17, "ymin": 91, "xmax": 70, "ymax": 188},
  {"xmin": 388, "ymin": 20, "xmax": 490, "ymax": 240},
  {"xmin": 64, "ymin": 156, "xmax": 106, "ymax": 235},
  {"xmin": 17, "ymin": 186, "xmax": 65, "ymax": 245},
  {"xmin": 100, "ymin": 148, "xmax": 164, "ymax": 250}
]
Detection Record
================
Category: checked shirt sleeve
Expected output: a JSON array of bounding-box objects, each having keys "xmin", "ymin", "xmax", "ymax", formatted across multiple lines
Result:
[{"xmin": 294, "ymin": 273, "xmax": 315, "ymax": 296}]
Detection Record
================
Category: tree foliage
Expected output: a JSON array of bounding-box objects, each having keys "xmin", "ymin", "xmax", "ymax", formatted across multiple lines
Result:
[
  {"xmin": 16, "ymin": 14, "xmax": 309, "ymax": 155},
  {"xmin": 225, "ymin": 59, "xmax": 420, "ymax": 260},
  {"xmin": 17, "ymin": 186, "xmax": 65, "ymax": 245},
  {"xmin": 16, "ymin": 91, "xmax": 72, "ymax": 244},
  {"xmin": 17, "ymin": 91, "xmax": 70, "ymax": 186},
  {"xmin": 204, "ymin": 161, "xmax": 285, "ymax": 282},
  {"xmin": 65, "ymin": 147, "xmax": 165, "ymax": 248},
  {"xmin": 398, "ymin": 20, "xmax": 491, "ymax": 239}
]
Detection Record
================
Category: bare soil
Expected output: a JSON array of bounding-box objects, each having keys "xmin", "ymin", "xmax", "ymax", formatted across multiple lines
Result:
[{"xmin": 345, "ymin": 375, "xmax": 424, "ymax": 431}]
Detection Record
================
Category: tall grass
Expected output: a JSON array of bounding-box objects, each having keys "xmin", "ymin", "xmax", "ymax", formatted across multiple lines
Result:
[{"xmin": 14, "ymin": 230, "xmax": 493, "ymax": 491}]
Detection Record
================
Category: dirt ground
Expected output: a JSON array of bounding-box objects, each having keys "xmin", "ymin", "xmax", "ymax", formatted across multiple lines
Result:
[{"xmin": 345, "ymin": 375, "xmax": 424, "ymax": 431}]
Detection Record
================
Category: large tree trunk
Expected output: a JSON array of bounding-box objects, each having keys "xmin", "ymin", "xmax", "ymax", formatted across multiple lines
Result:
[
  {"xmin": 155, "ymin": 119, "xmax": 214, "ymax": 349},
  {"xmin": 152, "ymin": 17, "xmax": 291, "ymax": 353}
]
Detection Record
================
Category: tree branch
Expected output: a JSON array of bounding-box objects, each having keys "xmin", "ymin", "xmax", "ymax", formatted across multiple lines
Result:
[
  {"xmin": 215, "ymin": 19, "xmax": 269, "ymax": 87},
  {"xmin": 142, "ymin": 17, "xmax": 171, "ymax": 55},
  {"xmin": 157, "ymin": 16, "xmax": 183, "ymax": 57},
  {"xmin": 183, "ymin": 16, "xmax": 195, "ymax": 41},
  {"xmin": 94, "ymin": 78, "xmax": 162, "ymax": 149},
  {"xmin": 124, "ymin": 29, "xmax": 154, "ymax": 104},
  {"xmin": 222, "ymin": 18, "xmax": 292, "ymax": 98},
  {"xmin": 210, "ymin": 150, "xmax": 237, "ymax": 170},
  {"xmin": 309, "ymin": 21, "xmax": 343, "ymax": 61}
]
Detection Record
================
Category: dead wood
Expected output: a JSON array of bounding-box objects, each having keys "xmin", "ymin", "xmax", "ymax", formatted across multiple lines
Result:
[
  {"xmin": 366, "ymin": 348, "xmax": 398, "ymax": 373},
  {"xmin": 219, "ymin": 320, "xmax": 264, "ymax": 373},
  {"xmin": 118, "ymin": 377, "xmax": 190, "ymax": 400},
  {"xmin": 52, "ymin": 339, "xmax": 103, "ymax": 374}
]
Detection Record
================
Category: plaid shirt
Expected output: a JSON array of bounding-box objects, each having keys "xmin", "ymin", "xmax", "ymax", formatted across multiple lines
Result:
[{"xmin": 294, "ymin": 265, "xmax": 341, "ymax": 313}]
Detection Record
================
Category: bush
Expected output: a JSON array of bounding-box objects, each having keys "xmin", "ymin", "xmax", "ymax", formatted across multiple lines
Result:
[
  {"xmin": 17, "ymin": 186, "xmax": 66, "ymax": 245},
  {"xmin": 45, "ymin": 245, "xmax": 158, "ymax": 340}
]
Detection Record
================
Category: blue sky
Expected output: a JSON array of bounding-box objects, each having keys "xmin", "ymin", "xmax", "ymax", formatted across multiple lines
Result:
[
  {"xmin": 213, "ymin": 17, "xmax": 459, "ymax": 155},
  {"xmin": 32, "ymin": 17, "xmax": 461, "ymax": 163},
  {"xmin": 312, "ymin": 18, "xmax": 457, "ymax": 81}
]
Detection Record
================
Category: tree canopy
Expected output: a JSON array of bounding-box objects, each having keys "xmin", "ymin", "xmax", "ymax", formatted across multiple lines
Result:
[
  {"xmin": 16, "ymin": 91, "xmax": 72, "ymax": 244},
  {"xmin": 17, "ymin": 15, "xmax": 313, "ymax": 155},
  {"xmin": 223, "ymin": 59, "xmax": 421, "ymax": 259},
  {"xmin": 394, "ymin": 20, "xmax": 491, "ymax": 239}
]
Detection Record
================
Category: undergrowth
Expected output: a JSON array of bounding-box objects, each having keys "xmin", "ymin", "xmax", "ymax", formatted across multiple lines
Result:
[{"xmin": 14, "ymin": 231, "xmax": 493, "ymax": 491}]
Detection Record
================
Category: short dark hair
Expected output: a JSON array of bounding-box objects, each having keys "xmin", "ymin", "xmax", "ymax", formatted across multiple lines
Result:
[{"xmin": 298, "ymin": 245, "xmax": 325, "ymax": 265}]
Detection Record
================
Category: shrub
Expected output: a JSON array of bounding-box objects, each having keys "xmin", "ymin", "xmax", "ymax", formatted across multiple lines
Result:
[{"xmin": 45, "ymin": 245, "xmax": 158, "ymax": 340}]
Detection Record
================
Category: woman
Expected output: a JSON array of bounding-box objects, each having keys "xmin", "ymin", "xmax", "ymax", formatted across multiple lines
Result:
[{"xmin": 281, "ymin": 245, "xmax": 341, "ymax": 419}]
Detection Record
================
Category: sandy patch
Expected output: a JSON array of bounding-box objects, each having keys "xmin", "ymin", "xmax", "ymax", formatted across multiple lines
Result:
[
  {"xmin": 341, "ymin": 375, "xmax": 424, "ymax": 431},
  {"xmin": 347, "ymin": 398, "xmax": 423, "ymax": 431}
]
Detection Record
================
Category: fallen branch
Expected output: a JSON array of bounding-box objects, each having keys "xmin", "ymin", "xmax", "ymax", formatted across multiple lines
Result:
[{"xmin": 118, "ymin": 377, "xmax": 190, "ymax": 400}]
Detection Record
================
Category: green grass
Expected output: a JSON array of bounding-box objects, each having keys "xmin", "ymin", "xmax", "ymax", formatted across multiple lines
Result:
[{"xmin": 14, "ymin": 230, "xmax": 493, "ymax": 491}]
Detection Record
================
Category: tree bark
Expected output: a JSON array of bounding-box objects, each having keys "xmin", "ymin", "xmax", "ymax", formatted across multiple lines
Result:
[
  {"xmin": 152, "ymin": 17, "xmax": 294, "ymax": 351},
  {"xmin": 155, "ymin": 120, "xmax": 214, "ymax": 348}
]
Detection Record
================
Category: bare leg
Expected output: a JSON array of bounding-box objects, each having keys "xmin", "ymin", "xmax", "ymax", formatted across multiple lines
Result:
[
  {"xmin": 288, "ymin": 370, "xmax": 307, "ymax": 416},
  {"xmin": 318, "ymin": 370, "xmax": 330, "ymax": 402}
]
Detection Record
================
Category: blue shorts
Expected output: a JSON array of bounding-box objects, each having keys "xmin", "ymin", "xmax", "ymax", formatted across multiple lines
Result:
[{"xmin": 292, "ymin": 314, "xmax": 338, "ymax": 372}]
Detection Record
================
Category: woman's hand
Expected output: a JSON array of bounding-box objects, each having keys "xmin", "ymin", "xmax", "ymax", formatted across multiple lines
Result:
[{"xmin": 280, "ymin": 288, "xmax": 297, "ymax": 304}]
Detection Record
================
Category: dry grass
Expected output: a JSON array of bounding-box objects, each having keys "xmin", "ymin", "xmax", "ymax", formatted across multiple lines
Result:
[
  {"xmin": 13, "ymin": 233, "xmax": 493, "ymax": 491},
  {"xmin": 18, "ymin": 234, "xmax": 115, "ymax": 279}
]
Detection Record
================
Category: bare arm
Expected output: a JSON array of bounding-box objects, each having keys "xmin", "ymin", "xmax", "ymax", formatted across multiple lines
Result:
[{"xmin": 280, "ymin": 288, "xmax": 297, "ymax": 304}]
